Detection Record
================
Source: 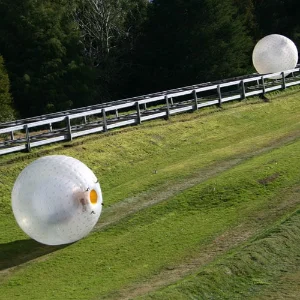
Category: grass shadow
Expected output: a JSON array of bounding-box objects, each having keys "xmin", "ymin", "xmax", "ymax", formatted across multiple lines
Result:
[{"xmin": 0, "ymin": 239, "xmax": 68, "ymax": 271}]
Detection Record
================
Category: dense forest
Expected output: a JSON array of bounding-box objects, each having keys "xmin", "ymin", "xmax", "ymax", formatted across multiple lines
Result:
[{"xmin": 0, "ymin": 0, "xmax": 299, "ymax": 120}]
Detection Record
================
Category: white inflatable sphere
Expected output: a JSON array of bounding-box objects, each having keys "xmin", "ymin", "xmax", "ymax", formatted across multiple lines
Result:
[
  {"xmin": 252, "ymin": 34, "xmax": 298, "ymax": 78},
  {"xmin": 12, "ymin": 155, "xmax": 103, "ymax": 245}
]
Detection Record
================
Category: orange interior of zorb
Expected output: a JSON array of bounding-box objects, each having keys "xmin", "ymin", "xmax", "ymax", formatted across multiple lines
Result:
[{"xmin": 89, "ymin": 189, "xmax": 98, "ymax": 204}]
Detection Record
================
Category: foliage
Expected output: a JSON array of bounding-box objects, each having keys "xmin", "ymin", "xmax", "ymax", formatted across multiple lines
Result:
[
  {"xmin": 129, "ymin": 0, "xmax": 254, "ymax": 94},
  {"xmin": 0, "ymin": 0, "xmax": 97, "ymax": 117},
  {"xmin": 233, "ymin": 0, "xmax": 259, "ymax": 39},
  {"xmin": 254, "ymin": 0, "xmax": 300, "ymax": 47},
  {"xmin": 0, "ymin": 0, "xmax": 299, "ymax": 117},
  {"xmin": 0, "ymin": 55, "xmax": 15, "ymax": 122},
  {"xmin": 72, "ymin": 0, "xmax": 149, "ymax": 101}
]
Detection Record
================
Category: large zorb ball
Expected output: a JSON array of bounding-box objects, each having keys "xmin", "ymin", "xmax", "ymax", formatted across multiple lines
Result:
[
  {"xmin": 252, "ymin": 34, "xmax": 298, "ymax": 78},
  {"xmin": 12, "ymin": 155, "xmax": 103, "ymax": 245}
]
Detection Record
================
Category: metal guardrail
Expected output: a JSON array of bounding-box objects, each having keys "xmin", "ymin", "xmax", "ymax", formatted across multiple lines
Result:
[{"xmin": 0, "ymin": 67, "xmax": 300, "ymax": 156}]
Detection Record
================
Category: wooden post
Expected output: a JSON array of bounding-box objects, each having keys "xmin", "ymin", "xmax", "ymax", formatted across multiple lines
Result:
[
  {"xmin": 165, "ymin": 95, "xmax": 170, "ymax": 120},
  {"xmin": 261, "ymin": 76, "xmax": 266, "ymax": 95},
  {"xmin": 102, "ymin": 108, "xmax": 108, "ymax": 132},
  {"xmin": 217, "ymin": 85, "xmax": 222, "ymax": 107},
  {"xmin": 136, "ymin": 102, "xmax": 141, "ymax": 125},
  {"xmin": 25, "ymin": 125, "xmax": 31, "ymax": 152},
  {"xmin": 282, "ymin": 72, "xmax": 286, "ymax": 90},
  {"xmin": 241, "ymin": 80, "xmax": 246, "ymax": 100},
  {"xmin": 193, "ymin": 90, "xmax": 198, "ymax": 111},
  {"xmin": 66, "ymin": 116, "xmax": 72, "ymax": 141}
]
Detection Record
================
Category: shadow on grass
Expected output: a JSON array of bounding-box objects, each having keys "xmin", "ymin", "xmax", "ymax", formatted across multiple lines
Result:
[{"xmin": 0, "ymin": 239, "xmax": 68, "ymax": 271}]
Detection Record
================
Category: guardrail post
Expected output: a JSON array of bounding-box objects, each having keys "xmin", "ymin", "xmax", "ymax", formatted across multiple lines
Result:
[
  {"xmin": 170, "ymin": 97, "xmax": 174, "ymax": 105},
  {"xmin": 10, "ymin": 131, "xmax": 14, "ymax": 140},
  {"xmin": 261, "ymin": 76, "xmax": 266, "ymax": 95},
  {"xmin": 193, "ymin": 90, "xmax": 198, "ymax": 111},
  {"xmin": 49, "ymin": 123, "xmax": 53, "ymax": 132},
  {"xmin": 25, "ymin": 125, "xmax": 31, "ymax": 152},
  {"xmin": 217, "ymin": 85, "xmax": 222, "ymax": 107},
  {"xmin": 66, "ymin": 116, "xmax": 72, "ymax": 141},
  {"xmin": 143, "ymin": 103, "xmax": 147, "ymax": 110},
  {"xmin": 136, "ymin": 102, "xmax": 141, "ymax": 125},
  {"xmin": 281, "ymin": 72, "xmax": 286, "ymax": 90},
  {"xmin": 83, "ymin": 116, "xmax": 87, "ymax": 124},
  {"xmin": 165, "ymin": 95, "xmax": 170, "ymax": 120},
  {"xmin": 102, "ymin": 108, "xmax": 108, "ymax": 132},
  {"xmin": 241, "ymin": 80, "xmax": 246, "ymax": 99},
  {"xmin": 115, "ymin": 109, "xmax": 119, "ymax": 119}
]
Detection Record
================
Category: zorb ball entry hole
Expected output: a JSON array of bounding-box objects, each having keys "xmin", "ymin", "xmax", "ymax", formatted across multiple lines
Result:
[{"xmin": 90, "ymin": 189, "xmax": 98, "ymax": 204}]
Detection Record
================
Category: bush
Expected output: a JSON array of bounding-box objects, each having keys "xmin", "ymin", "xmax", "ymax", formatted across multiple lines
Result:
[{"xmin": 0, "ymin": 55, "xmax": 16, "ymax": 122}]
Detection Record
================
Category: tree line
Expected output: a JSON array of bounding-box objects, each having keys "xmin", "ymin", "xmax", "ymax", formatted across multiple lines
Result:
[{"xmin": 0, "ymin": 0, "xmax": 299, "ymax": 121}]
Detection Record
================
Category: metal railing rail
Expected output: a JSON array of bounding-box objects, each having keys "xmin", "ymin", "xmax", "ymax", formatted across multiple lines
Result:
[{"xmin": 0, "ymin": 67, "xmax": 300, "ymax": 156}]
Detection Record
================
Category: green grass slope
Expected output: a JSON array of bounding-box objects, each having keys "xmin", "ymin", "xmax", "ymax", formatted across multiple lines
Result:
[
  {"xmin": 141, "ymin": 210, "xmax": 300, "ymax": 300},
  {"xmin": 1, "ymin": 88, "xmax": 300, "ymax": 299}
]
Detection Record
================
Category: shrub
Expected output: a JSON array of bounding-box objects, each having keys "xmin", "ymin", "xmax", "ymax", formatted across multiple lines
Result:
[{"xmin": 0, "ymin": 55, "xmax": 16, "ymax": 122}]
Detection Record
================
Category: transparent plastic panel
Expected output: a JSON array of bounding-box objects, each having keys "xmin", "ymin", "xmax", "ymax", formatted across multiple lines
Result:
[
  {"xmin": 11, "ymin": 155, "xmax": 103, "ymax": 245},
  {"xmin": 252, "ymin": 34, "xmax": 298, "ymax": 79}
]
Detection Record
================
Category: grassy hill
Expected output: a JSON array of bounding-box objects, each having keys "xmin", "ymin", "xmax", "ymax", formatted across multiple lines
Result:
[{"xmin": 1, "ymin": 87, "xmax": 300, "ymax": 299}]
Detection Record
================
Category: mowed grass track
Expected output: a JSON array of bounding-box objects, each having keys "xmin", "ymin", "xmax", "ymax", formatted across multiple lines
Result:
[{"xmin": 1, "ymin": 88, "xmax": 300, "ymax": 299}]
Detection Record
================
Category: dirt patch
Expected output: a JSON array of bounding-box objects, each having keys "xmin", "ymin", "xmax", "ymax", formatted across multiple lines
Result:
[
  {"xmin": 96, "ymin": 157, "xmax": 243, "ymax": 231},
  {"xmin": 258, "ymin": 172, "xmax": 281, "ymax": 185}
]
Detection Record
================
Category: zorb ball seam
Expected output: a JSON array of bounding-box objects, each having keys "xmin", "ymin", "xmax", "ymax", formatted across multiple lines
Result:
[
  {"xmin": 11, "ymin": 155, "xmax": 103, "ymax": 245},
  {"xmin": 252, "ymin": 34, "xmax": 298, "ymax": 79}
]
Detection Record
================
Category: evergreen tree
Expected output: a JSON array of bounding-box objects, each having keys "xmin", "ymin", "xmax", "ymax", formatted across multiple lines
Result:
[
  {"xmin": 254, "ymin": 0, "xmax": 300, "ymax": 47},
  {"xmin": 72, "ymin": 0, "xmax": 149, "ymax": 100},
  {"xmin": 233, "ymin": 0, "xmax": 259, "ymax": 39},
  {"xmin": 0, "ymin": 55, "xmax": 15, "ymax": 122},
  {"xmin": 0, "ymin": 0, "xmax": 96, "ymax": 117},
  {"xmin": 131, "ymin": 0, "xmax": 254, "ymax": 94}
]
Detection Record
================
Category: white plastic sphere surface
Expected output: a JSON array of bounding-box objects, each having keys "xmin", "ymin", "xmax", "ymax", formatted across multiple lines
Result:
[
  {"xmin": 252, "ymin": 34, "xmax": 298, "ymax": 78},
  {"xmin": 12, "ymin": 155, "xmax": 103, "ymax": 245}
]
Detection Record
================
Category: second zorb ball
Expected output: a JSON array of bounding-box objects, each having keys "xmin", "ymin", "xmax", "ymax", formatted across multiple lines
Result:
[
  {"xmin": 12, "ymin": 155, "xmax": 103, "ymax": 245},
  {"xmin": 252, "ymin": 34, "xmax": 298, "ymax": 77}
]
